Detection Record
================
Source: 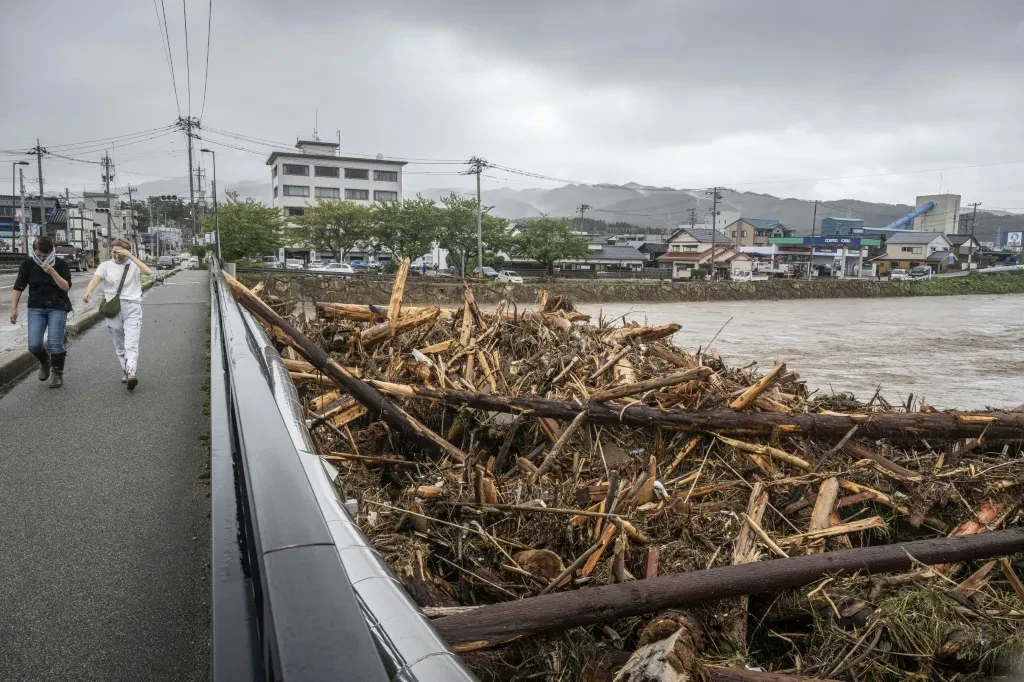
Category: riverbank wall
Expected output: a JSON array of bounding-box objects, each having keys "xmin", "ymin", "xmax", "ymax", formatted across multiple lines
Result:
[{"xmin": 237, "ymin": 269, "xmax": 1024, "ymax": 306}]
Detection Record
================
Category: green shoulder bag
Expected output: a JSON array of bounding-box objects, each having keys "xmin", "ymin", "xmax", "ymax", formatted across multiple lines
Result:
[{"xmin": 99, "ymin": 262, "xmax": 132, "ymax": 318}]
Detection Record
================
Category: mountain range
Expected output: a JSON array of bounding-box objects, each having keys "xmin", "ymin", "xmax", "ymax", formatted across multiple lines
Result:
[{"xmin": 133, "ymin": 177, "xmax": 1022, "ymax": 244}]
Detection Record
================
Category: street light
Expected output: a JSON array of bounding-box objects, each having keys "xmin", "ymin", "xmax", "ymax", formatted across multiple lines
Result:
[
  {"xmin": 11, "ymin": 161, "xmax": 29, "ymax": 253},
  {"xmin": 199, "ymin": 148, "xmax": 221, "ymax": 261}
]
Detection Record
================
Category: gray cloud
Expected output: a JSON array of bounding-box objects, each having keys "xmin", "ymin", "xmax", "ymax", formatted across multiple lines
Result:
[{"xmin": 1, "ymin": 0, "xmax": 1022, "ymax": 208}]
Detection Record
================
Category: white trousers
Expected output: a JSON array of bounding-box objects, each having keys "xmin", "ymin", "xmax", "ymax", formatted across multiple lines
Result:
[{"xmin": 105, "ymin": 299, "xmax": 143, "ymax": 375}]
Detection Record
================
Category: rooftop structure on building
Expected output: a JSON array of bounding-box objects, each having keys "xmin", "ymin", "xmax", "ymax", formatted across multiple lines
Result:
[{"xmin": 267, "ymin": 138, "xmax": 407, "ymax": 219}]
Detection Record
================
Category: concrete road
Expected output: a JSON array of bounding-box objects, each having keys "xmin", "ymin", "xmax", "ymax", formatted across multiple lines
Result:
[{"xmin": 0, "ymin": 271, "xmax": 211, "ymax": 681}]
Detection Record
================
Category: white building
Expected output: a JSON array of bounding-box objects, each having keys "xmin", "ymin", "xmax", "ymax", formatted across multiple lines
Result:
[
  {"xmin": 267, "ymin": 139, "xmax": 406, "ymax": 260},
  {"xmin": 83, "ymin": 191, "xmax": 131, "ymax": 249},
  {"xmin": 912, "ymin": 194, "xmax": 960, "ymax": 235}
]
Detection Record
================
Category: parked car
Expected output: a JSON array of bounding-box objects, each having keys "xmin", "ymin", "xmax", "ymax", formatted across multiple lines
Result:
[
  {"xmin": 495, "ymin": 270, "xmax": 524, "ymax": 284},
  {"xmin": 312, "ymin": 262, "xmax": 355, "ymax": 276},
  {"xmin": 54, "ymin": 243, "xmax": 88, "ymax": 272},
  {"xmin": 888, "ymin": 268, "xmax": 909, "ymax": 281},
  {"xmin": 472, "ymin": 266, "xmax": 500, "ymax": 279},
  {"xmin": 909, "ymin": 266, "xmax": 933, "ymax": 281},
  {"xmin": 259, "ymin": 256, "xmax": 280, "ymax": 268},
  {"xmin": 284, "ymin": 258, "xmax": 304, "ymax": 270},
  {"xmin": 156, "ymin": 255, "xmax": 174, "ymax": 270},
  {"xmin": 350, "ymin": 261, "xmax": 381, "ymax": 271}
]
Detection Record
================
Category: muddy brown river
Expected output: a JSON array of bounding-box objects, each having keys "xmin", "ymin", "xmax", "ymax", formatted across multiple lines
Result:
[{"xmin": 579, "ymin": 294, "xmax": 1024, "ymax": 410}]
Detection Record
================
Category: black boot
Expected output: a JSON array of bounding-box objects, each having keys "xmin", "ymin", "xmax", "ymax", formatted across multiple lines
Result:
[
  {"xmin": 32, "ymin": 350, "xmax": 50, "ymax": 381},
  {"xmin": 49, "ymin": 353, "xmax": 66, "ymax": 388}
]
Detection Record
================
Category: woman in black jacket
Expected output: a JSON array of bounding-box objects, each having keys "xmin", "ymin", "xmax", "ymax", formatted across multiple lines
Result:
[{"xmin": 9, "ymin": 236, "xmax": 73, "ymax": 388}]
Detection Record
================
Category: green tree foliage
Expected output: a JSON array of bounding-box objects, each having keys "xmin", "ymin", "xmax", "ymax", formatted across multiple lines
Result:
[
  {"xmin": 205, "ymin": 197, "xmax": 285, "ymax": 263},
  {"xmin": 370, "ymin": 195, "xmax": 440, "ymax": 263},
  {"xmin": 512, "ymin": 216, "xmax": 590, "ymax": 275},
  {"xmin": 296, "ymin": 199, "xmax": 371, "ymax": 260},
  {"xmin": 436, "ymin": 193, "xmax": 511, "ymax": 275}
]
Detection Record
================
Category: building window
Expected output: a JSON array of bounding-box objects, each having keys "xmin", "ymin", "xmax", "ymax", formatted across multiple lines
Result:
[
  {"xmin": 283, "ymin": 164, "xmax": 309, "ymax": 176},
  {"xmin": 315, "ymin": 187, "xmax": 341, "ymax": 199},
  {"xmin": 731, "ymin": 231, "xmax": 737, "ymax": 237},
  {"xmin": 315, "ymin": 165, "xmax": 340, "ymax": 178},
  {"xmin": 283, "ymin": 185, "xmax": 310, "ymax": 197},
  {"xmin": 286, "ymin": 207, "xmax": 305, "ymax": 217},
  {"xmin": 344, "ymin": 168, "xmax": 369, "ymax": 180},
  {"xmin": 345, "ymin": 189, "xmax": 369, "ymax": 200},
  {"xmin": 272, "ymin": 165, "xmax": 278, "ymax": 178},
  {"xmin": 374, "ymin": 190, "xmax": 398, "ymax": 202},
  {"xmin": 273, "ymin": 186, "xmax": 278, "ymax": 199},
  {"xmin": 374, "ymin": 170, "xmax": 398, "ymax": 182},
  {"xmin": 741, "ymin": 231, "xmax": 748, "ymax": 237}
]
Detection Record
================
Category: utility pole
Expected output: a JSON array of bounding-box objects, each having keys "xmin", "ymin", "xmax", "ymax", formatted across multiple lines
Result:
[
  {"xmin": 33, "ymin": 139, "xmax": 45, "ymax": 242},
  {"xmin": 102, "ymin": 152, "xmax": 114, "ymax": 258},
  {"xmin": 19, "ymin": 169, "xmax": 28, "ymax": 254},
  {"xmin": 967, "ymin": 202, "xmax": 981, "ymax": 270},
  {"xmin": 10, "ymin": 160, "xmax": 29, "ymax": 252},
  {"xmin": 127, "ymin": 186, "xmax": 138, "ymax": 255},
  {"xmin": 177, "ymin": 116, "xmax": 200, "ymax": 249},
  {"xmin": 64, "ymin": 188, "xmax": 70, "ymax": 246},
  {"xmin": 807, "ymin": 200, "xmax": 818, "ymax": 280},
  {"xmin": 577, "ymin": 203, "xmax": 592, "ymax": 233},
  {"xmin": 706, "ymin": 187, "xmax": 722, "ymax": 281},
  {"xmin": 201, "ymin": 148, "xmax": 221, "ymax": 260},
  {"xmin": 465, "ymin": 157, "xmax": 487, "ymax": 276}
]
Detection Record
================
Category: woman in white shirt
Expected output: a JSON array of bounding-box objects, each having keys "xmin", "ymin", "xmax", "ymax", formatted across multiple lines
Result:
[{"xmin": 82, "ymin": 239, "xmax": 152, "ymax": 390}]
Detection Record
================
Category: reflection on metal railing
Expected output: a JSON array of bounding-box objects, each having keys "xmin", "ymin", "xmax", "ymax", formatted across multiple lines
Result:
[{"xmin": 211, "ymin": 265, "xmax": 475, "ymax": 681}]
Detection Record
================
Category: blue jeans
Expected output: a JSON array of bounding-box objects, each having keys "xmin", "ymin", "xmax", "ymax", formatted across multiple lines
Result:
[{"xmin": 27, "ymin": 308, "xmax": 68, "ymax": 366}]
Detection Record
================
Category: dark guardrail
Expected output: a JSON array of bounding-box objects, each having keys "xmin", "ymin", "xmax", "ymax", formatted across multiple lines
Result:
[{"xmin": 210, "ymin": 265, "xmax": 475, "ymax": 681}]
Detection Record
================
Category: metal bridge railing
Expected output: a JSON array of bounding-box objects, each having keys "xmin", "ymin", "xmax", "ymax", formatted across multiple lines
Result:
[{"xmin": 210, "ymin": 266, "xmax": 475, "ymax": 681}]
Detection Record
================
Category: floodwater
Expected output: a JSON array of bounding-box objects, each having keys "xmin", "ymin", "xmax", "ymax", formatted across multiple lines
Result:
[{"xmin": 578, "ymin": 294, "xmax": 1024, "ymax": 410}]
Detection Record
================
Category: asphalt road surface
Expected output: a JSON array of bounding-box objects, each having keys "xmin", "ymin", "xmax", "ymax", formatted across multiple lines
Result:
[{"xmin": 0, "ymin": 271, "xmax": 211, "ymax": 681}]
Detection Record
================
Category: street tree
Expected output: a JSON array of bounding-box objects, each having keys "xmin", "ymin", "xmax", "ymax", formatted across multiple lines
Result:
[
  {"xmin": 204, "ymin": 197, "xmax": 285, "ymax": 263},
  {"xmin": 436, "ymin": 193, "xmax": 511, "ymax": 275},
  {"xmin": 370, "ymin": 195, "xmax": 440, "ymax": 264},
  {"xmin": 296, "ymin": 199, "xmax": 371, "ymax": 261},
  {"xmin": 512, "ymin": 216, "xmax": 590, "ymax": 275}
]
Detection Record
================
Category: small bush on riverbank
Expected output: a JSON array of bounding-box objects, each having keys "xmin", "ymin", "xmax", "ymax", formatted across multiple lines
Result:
[{"xmin": 910, "ymin": 270, "xmax": 1024, "ymax": 296}]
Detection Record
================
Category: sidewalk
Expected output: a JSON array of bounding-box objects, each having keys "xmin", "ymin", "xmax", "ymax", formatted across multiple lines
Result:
[{"xmin": 0, "ymin": 271, "xmax": 211, "ymax": 681}]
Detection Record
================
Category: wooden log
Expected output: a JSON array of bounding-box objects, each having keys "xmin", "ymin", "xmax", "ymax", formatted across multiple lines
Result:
[
  {"xmin": 842, "ymin": 441, "xmax": 922, "ymax": 482},
  {"xmin": 806, "ymin": 477, "xmax": 839, "ymax": 555},
  {"xmin": 360, "ymin": 305, "xmax": 440, "ymax": 346},
  {"xmin": 728, "ymin": 483, "xmax": 769, "ymax": 652},
  {"xmin": 730, "ymin": 362, "xmax": 786, "ymax": 410},
  {"xmin": 388, "ymin": 257, "xmax": 410, "ymax": 324},
  {"xmin": 607, "ymin": 323, "xmax": 681, "ymax": 343},
  {"xmin": 536, "ymin": 410, "xmax": 588, "ymax": 477},
  {"xmin": 362, "ymin": 382, "xmax": 1024, "ymax": 440},
  {"xmin": 433, "ymin": 527, "xmax": 1024, "ymax": 647},
  {"xmin": 591, "ymin": 368, "xmax": 713, "ymax": 402},
  {"xmin": 647, "ymin": 343, "xmax": 697, "ymax": 369},
  {"xmin": 777, "ymin": 516, "xmax": 887, "ymax": 547},
  {"xmin": 223, "ymin": 272, "xmax": 466, "ymax": 462}
]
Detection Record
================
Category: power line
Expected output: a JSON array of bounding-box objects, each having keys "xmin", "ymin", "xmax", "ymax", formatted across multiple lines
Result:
[
  {"xmin": 152, "ymin": 0, "xmax": 181, "ymax": 115},
  {"xmin": 199, "ymin": 0, "xmax": 213, "ymax": 120},
  {"xmin": 182, "ymin": 0, "xmax": 192, "ymax": 116}
]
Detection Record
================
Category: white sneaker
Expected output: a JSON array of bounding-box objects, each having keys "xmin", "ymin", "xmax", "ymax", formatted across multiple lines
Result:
[{"xmin": 121, "ymin": 372, "xmax": 128, "ymax": 383}]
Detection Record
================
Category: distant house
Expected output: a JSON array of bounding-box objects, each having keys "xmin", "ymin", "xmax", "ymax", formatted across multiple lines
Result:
[
  {"xmin": 658, "ymin": 227, "xmax": 738, "ymax": 279},
  {"xmin": 638, "ymin": 241, "xmax": 669, "ymax": 265},
  {"xmin": 724, "ymin": 218, "xmax": 792, "ymax": 247},
  {"xmin": 946, "ymin": 234, "xmax": 980, "ymax": 264},
  {"xmin": 870, "ymin": 231, "xmax": 954, "ymax": 274},
  {"xmin": 557, "ymin": 242, "xmax": 646, "ymax": 273}
]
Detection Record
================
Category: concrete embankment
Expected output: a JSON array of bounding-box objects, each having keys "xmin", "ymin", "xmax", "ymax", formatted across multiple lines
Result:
[{"xmin": 238, "ymin": 269, "xmax": 1024, "ymax": 306}]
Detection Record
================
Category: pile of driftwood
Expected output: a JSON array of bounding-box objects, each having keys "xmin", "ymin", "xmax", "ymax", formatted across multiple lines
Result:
[{"xmin": 228, "ymin": 261, "xmax": 1024, "ymax": 682}]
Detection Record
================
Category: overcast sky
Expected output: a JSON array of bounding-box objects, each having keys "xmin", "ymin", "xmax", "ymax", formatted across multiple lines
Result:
[{"xmin": 2, "ymin": 0, "xmax": 1022, "ymax": 209}]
